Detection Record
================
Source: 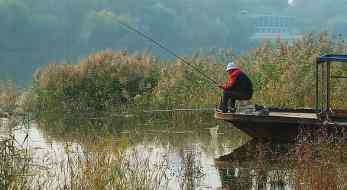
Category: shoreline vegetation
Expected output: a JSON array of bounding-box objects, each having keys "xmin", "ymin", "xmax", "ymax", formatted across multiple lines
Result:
[
  {"xmin": 1, "ymin": 33, "xmax": 347, "ymax": 119},
  {"xmin": 1, "ymin": 33, "xmax": 347, "ymax": 189}
]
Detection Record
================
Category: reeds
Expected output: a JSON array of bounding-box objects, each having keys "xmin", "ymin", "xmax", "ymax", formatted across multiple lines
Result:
[
  {"xmin": 30, "ymin": 33, "xmax": 347, "ymax": 118},
  {"xmin": 140, "ymin": 52, "xmax": 225, "ymax": 110},
  {"xmin": 2, "ymin": 132, "xmax": 174, "ymax": 190},
  {"xmin": 138, "ymin": 33, "xmax": 347, "ymax": 111},
  {"xmin": 0, "ymin": 81, "xmax": 18, "ymax": 114},
  {"xmin": 289, "ymin": 127, "xmax": 347, "ymax": 190},
  {"xmin": 0, "ymin": 135, "xmax": 31, "ymax": 190},
  {"xmin": 56, "ymin": 139, "xmax": 170, "ymax": 190},
  {"xmin": 219, "ymin": 126, "xmax": 347, "ymax": 190},
  {"xmin": 33, "ymin": 50, "xmax": 158, "ymax": 114},
  {"xmin": 238, "ymin": 33, "xmax": 347, "ymax": 108}
]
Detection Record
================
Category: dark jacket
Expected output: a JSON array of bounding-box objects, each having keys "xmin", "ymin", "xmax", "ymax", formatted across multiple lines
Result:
[{"xmin": 222, "ymin": 69, "xmax": 253, "ymax": 99}]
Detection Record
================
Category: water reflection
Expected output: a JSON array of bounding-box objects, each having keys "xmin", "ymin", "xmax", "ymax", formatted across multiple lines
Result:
[
  {"xmin": 3, "ymin": 113, "xmax": 346, "ymax": 189},
  {"xmin": 215, "ymin": 138, "xmax": 347, "ymax": 190},
  {"xmin": 1, "ymin": 112, "xmax": 249, "ymax": 189},
  {"xmin": 215, "ymin": 140, "xmax": 294, "ymax": 190}
]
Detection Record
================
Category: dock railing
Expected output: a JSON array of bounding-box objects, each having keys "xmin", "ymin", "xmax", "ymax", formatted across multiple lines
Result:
[{"xmin": 316, "ymin": 55, "xmax": 347, "ymax": 119}]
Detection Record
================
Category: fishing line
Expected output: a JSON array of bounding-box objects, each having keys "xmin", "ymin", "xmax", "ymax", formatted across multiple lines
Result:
[{"xmin": 116, "ymin": 20, "xmax": 219, "ymax": 86}]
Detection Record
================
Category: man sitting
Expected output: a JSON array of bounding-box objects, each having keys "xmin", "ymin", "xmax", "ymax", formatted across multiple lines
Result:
[{"xmin": 218, "ymin": 61, "xmax": 253, "ymax": 113}]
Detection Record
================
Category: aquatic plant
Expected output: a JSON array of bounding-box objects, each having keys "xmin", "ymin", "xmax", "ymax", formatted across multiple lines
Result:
[
  {"xmin": 138, "ymin": 33, "xmax": 347, "ymax": 111},
  {"xmin": 216, "ymin": 124, "xmax": 347, "ymax": 189},
  {"xmin": 0, "ymin": 81, "xmax": 18, "ymax": 114},
  {"xmin": 289, "ymin": 127, "xmax": 347, "ymax": 190},
  {"xmin": 0, "ymin": 135, "xmax": 31, "ymax": 190},
  {"xmin": 30, "ymin": 33, "xmax": 347, "ymax": 117},
  {"xmin": 137, "ymin": 52, "xmax": 225, "ymax": 109},
  {"xmin": 238, "ymin": 32, "xmax": 347, "ymax": 108},
  {"xmin": 33, "ymin": 50, "xmax": 159, "ymax": 115},
  {"xmin": 22, "ymin": 133, "xmax": 172, "ymax": 190}
]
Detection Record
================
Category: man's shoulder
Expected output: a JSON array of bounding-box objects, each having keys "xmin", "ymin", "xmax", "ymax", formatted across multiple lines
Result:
[{"xmin": 232, "ymin": 69, "xmax": 242, "ymax": 76}]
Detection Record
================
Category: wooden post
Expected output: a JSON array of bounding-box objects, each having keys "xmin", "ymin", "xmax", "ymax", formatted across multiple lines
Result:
[
  {"xmin": 326, "ymin": 61, "xmax": 331, "ymax": 114},
  {"xmin": 315, "ymin": 61, "xmax": 319, "ymax": 112},
  {"xmin": 321, "ymin": 62, "xmax": 325, "ymax": 112}
]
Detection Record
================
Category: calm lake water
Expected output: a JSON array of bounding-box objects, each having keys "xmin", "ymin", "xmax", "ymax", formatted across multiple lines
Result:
[{"xmin": 1, "ymin": 113, "xmax": 346, "ymax": 189}]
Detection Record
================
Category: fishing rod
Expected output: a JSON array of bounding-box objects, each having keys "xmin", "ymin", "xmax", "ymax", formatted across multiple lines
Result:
[{"xmin": 116, "ymin": 20, "xmax": 219, "ymax": 86}]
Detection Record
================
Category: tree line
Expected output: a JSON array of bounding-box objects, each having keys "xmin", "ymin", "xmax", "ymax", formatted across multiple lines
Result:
[{"xmin": 1, "ymin": 0, "xmax": 346, "ymax": 85}]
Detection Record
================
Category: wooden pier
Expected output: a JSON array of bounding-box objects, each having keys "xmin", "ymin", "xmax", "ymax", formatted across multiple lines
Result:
[{"xmin": 215, "ymin": 109, "xmax": 347, "ymax": 142}]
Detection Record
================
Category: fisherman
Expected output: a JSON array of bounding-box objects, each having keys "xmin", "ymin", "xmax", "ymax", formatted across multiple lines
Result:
[{"xmin": 218, "ymin": 61, "xmax": 253, "ymax": 113}]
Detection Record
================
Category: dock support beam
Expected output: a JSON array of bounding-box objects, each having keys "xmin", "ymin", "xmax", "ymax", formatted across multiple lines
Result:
[
  {"xmin": 326, "ymin": 62, "xmax": 331, "ymax": 114},
  {"xmin": 315, "ymin": 61, "xmax": 319, "ymax": 112}
]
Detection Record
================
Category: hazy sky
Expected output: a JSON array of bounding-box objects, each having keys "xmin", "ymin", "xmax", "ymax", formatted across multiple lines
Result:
[{"xmin": 288, "ymin": 0, "xmax": 294, "ymax": 6}]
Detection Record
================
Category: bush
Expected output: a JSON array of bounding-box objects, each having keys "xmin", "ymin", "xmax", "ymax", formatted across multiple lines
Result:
[
  {"xmin": 0, "ymin": 81, "xmax": 18, "ymax": 114},
  {"xmin": 33, "ymin": 50, "xmax": 159, "ymax": 114}
]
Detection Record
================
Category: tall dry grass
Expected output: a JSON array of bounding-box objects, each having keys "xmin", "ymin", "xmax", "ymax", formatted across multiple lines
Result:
[
  {"xmin": 139, "ymin": 33, "xmax": 347, "ymax": 111},
  {"xmin": 34, "ymin": 50, "xmax": 158, "ymax": 114},
  {"xmin": 238, "ymin": 33, "xmax": 347, "ymax": 108},
  {"xmin": 0, "ymin": 135, "xmax": 32, "ymax": 190},
  {"xmin": 31, "ymin": 33, "xmax": 347, "ymax": 115},
  {"xmin": 139, "ymin": 53, "xmax": 225, "ymax": 109},
  {"xmin": 50, "ymin": 138, "xmax": 170, "ymax": 190},
  {"xmin": 289, "ymin": 127, "xmax": 347, "ymax": 190},
  {"xmin": 0, "ymin": 81, "xmax": 18, "ymax": 114},
  {"xmin": 219, "ymin": 135, "xmax": 347, "ymax": 189}
]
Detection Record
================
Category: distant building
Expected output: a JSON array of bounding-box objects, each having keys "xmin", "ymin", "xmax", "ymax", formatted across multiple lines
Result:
[{"xmin": 251, "ymin": 15, "xmax": 301, "ymax": 40}]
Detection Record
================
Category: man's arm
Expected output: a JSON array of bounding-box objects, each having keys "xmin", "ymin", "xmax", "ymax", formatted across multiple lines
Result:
[{"xmin": 220, "ymin": 69, "xmax": 241, "ymax": 90}]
